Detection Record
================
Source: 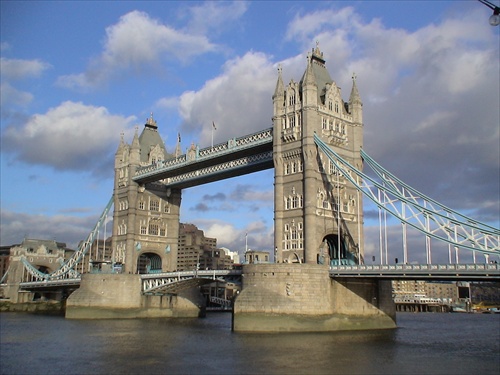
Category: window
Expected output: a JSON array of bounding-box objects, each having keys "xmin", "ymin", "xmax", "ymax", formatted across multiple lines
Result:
[
  {"xmin": 291, "ymin": 162, "xmax": 297, "ymax": 174},
  {"xmin": 138, "ymin": 201, "xmax": 145, "ymax": 210},
  {"xmin": 149, "ymin": 200, "xmax": 159, "ymax": 211},
  {"xmin": 140, "ymin": 226, "xmax": 147, "ymax": 235},
  {"xmin": 322, "ymin": 118, "xmax": 328, "ymax": 130},
  {"xmin": 329, "ymin": 101, "xmax": 333, "ymax": 111},
  {"xmin": 164, "ymin": 203, "xmax": 170, "ymax": 213},
  {"xmin": 292, "ymin": 196, "xmax": 298, "ymax": 208},
  {"xmin": 285, "ymin": 163, "xmax": 290, "ymax": 175},
  {"xmin": 289, "ymin": 116, "xmax": 295, "ymax": 127},
  {"xmin": 335, "ymin": 102, "xmax": 339, "ymax": 113},
  {"xmin": 149, "ymin": 223, "xmax": 159, "ymax": 236}
]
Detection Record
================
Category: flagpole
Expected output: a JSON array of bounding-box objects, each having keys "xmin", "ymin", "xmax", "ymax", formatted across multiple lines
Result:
[{"xmin": 211, "ymin": 121, "xmax": 216, "ymax": 148}]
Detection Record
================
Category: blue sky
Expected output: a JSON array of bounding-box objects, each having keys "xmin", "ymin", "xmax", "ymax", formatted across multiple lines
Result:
[{"xmin": 1, "ymin": 1, "xmax": 499, "ymax": 264}]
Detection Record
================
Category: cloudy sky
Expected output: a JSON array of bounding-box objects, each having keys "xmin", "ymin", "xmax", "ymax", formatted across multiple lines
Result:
[{"xmin": 1, "ymin": 1, "xmax": 499, "ymax": 264}]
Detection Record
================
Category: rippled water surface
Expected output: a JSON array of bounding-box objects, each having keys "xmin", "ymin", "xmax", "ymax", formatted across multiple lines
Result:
[{"xmin": 1, "ymin": 312, "xmax": 499, "ymax": 375}]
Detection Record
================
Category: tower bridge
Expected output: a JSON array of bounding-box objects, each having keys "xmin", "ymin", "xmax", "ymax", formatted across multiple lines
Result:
[{"xmin": 2, "ymin": 45, "xmax": 499, "ymax": 331}]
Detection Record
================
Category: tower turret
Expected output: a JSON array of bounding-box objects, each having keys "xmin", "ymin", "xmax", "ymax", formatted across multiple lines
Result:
[{"xmin": 349, "ymin": 73, "xmax": 363, "ymax": 125}]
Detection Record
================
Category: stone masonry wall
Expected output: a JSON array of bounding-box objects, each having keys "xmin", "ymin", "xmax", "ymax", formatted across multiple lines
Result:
[{"xmin": 234, "ymin": 263, "xmax": 333, "ymax": 315}]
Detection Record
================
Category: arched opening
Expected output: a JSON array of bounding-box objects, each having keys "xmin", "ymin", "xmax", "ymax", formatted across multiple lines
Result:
[
  {"xmin": 137, "ymin": 253, "xmax": 162, "ymax": 274},
  {"xmin": 322, "ymin": 234, "xmax": 357, "ymax": 266},
  {"xmin": 287, "ymin": 252, "xmax": 302, "ymax": 263},
  {"xmin": 37, "ymin": 265, "xmax": 50, "ymax": 274}
]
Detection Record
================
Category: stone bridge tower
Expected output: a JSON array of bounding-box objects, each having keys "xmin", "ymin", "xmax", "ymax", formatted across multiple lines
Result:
[
  {"xmin": 112, "ymin": 115, "xmax": 181, "ymax": 274},
  {"xmin": 273, "ymin": 45, "xmax": 364, "ymax": 265}
]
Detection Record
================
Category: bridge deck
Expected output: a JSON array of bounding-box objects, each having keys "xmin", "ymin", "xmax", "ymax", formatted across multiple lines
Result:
[{"xmin": 329, "ymin": 264, "xmax": 500, "ymax": 280}]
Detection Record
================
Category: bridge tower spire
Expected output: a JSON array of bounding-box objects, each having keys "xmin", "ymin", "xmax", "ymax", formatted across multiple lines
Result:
[{"xmin": 273, "ymin": 44, "xmax": 364, "ymax": 265}]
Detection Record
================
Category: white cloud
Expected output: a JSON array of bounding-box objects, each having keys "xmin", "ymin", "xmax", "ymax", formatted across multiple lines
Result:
[
  {"xmin": 281, "ymin": 5, "xmax": 499, "ymax": 224},
  {"xmin": 0, "ymin": 82, "xmax": 33, "ymax": 107},
  {"xmin": 0, "ymin": 209, "xmax": 99, "ymax": 249},
  {"xmin": 2, "ymin": 101, "xmax": 135, "ymax": 173},
  {"xmin": 184, "ymin": 1, "xmax": 249, "ymax": 35},
  {"xmin": 56, "ymin": 10, "xmax": 219, "ymax": 90},
  {"xmin": 0, "ymin": 57, "xmax": 51, "ymax": 80},
  {"xmin": 177, "ymin": 51, "xmax": 276, "ymax": 146}
]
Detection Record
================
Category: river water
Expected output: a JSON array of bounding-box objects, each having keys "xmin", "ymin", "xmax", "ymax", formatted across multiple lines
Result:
[{"xmin": 1, "ymin": 312, "xmax": 498, "ymax": 375}]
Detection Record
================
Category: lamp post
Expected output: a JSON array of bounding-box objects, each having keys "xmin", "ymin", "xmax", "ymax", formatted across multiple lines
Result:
[{"xmin": 478, "ymin": 0, "xmax": 500, "ymax": 26}]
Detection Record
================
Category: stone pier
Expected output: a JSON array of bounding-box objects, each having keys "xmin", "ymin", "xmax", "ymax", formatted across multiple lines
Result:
[
  {"xmin": 66, "ymin": 273, "xmax": 204, "ymax": 319},
  {"xmin": 232, "ymin": 263, "xmax": 396, "ymax": 332}
]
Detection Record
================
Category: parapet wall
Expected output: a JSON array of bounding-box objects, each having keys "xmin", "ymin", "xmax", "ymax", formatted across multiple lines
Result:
[{"xmin": 233, "ymin": 263, "xmax": 396, "ymax": 332}]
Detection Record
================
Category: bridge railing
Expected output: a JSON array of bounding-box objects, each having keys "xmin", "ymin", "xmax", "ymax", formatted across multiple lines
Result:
[
  {"xmin": 134, "ymin": 128, "xmax": 273, "ymax": 179},
  {"xmin": 141, "ymin": 269, "xmax": 242, "ymax": 293},
  {"xmin": 330, "ymin": 263, "xmax": 500, "ymax": 280}
]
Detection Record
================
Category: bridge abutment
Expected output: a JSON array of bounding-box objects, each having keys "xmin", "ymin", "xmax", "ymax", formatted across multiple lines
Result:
[
  {"xmin": 66, "ymin": 274, "xmax": 204, "ymax": 319},
  {"xmin": 232, "ymin": 264, "xmax": 396, "ymax": 332}
]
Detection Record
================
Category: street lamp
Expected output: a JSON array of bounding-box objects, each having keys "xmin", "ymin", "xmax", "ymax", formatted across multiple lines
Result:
[{"xmin": 478, "ymin": 0, "xmax": 500, "ymax": 26}]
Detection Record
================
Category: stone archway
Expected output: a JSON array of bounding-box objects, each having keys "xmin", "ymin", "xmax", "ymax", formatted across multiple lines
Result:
[
  {"xmin": 322, "ymin": 234, "xmax": 356, "ymax": 266},
  {"xmin": 136, "ymin": 252, "xmax": 162, "ymax": 274}
]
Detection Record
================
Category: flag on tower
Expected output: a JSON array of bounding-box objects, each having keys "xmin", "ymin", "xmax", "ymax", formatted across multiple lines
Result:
[{"xmin": 212, "ymin": 121, "xmax": 216, "ymax": 130}]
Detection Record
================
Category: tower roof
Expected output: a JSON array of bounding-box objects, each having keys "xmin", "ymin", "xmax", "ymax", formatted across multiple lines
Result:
[
  {"xmin": 300, "ymin": 43, "xmax": 333, "ymax": 102},
  {"xmin": 138, "ymin": 113, "xmax": 171, "ymax": 163}
]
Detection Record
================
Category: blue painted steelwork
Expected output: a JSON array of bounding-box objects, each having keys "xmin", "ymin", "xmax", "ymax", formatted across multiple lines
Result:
[
  {"xmin": 329, "ymin": 263, "xmax": 500, "ymax": 280},
  {"xmin": 21, "ymin": 196, "xmax": 114, "ymax": 281},
  {"xmin": 314, "ymin": 133, "xmax": 500, "ymax": 256},
  {"xmin": 133, "ymin": 128, "xmax": 273, "ymax": 187}
]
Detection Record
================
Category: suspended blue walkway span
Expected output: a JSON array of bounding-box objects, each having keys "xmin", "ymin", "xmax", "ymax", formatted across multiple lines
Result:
[{"xmin": 133, "ymin": 128, "xmax": 273, "ymax": 188}]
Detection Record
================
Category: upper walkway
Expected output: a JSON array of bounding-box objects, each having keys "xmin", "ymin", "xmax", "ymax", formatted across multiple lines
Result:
[{"xmin": 133, "ymin": 128, "xmax": 273, "ymax": 188}]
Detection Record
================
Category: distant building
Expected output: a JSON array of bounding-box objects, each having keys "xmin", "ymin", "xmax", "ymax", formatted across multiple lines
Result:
[
  {"xmin": 220, "ymin": 247, "xmax": 240, "ymax": 264},
  {"xmin": 245, "ymin": 250, "xmax": 270, "ymax": 264},
  {"xmin": 392, "ymin": 280, "xmax": 426, "ymax": 297},
  {"xmin": 425, "ymin": 281, "xmax": 458, "ymax": 302},
  {"xmin": 1, "ymin": 239, "xmax": 75, "ymax": 302},
  {"xmin": 177, "ymin": 223, "xmax": 234, "ymax": 271}
]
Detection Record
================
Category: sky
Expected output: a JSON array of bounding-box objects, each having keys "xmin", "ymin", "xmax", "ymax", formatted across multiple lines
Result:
[{"xmin": 1, "ymin": 1, "xmax": 499, "ymax": 265}]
